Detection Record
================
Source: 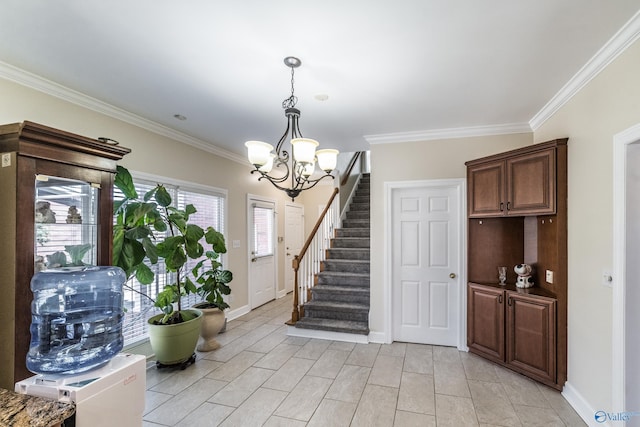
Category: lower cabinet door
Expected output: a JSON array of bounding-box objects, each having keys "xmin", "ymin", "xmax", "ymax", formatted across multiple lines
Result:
[
  {"xmin": 468, "ymin": 284, "xmax": 505, "ymax": 362},
  {"xmin": 506, "ymin": 292, "xmax": 556, "ymax": 383}
]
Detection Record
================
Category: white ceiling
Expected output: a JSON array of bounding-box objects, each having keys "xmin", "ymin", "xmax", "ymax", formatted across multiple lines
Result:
[{"xmin": 1, "ymin": 1, "xmax": 639, "ymax": 159}]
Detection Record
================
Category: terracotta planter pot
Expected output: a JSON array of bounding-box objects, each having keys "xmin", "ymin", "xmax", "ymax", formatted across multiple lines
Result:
[
  {"xmin": 148, "ymin": 309, "xmax": 202, "ymax": 365},
  {"xmin": 192, "ymin": 303, "xmax": 225, "ymax": 352}
]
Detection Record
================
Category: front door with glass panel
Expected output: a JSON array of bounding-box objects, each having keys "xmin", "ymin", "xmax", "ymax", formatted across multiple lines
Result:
[{"xmin": 249, "ymin": 198, "xmax": 276, "ymax": 308}]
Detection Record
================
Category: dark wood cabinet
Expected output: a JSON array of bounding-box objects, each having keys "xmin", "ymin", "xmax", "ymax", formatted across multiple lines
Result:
[
  {"xmin": 468, "ymin": 283, "xmax": 556, "ymax": 386},
  {"xmin": 468, "ymin": 146, "xmax": 556, "ymax": 217},
  {"xmin": 468, "ymin": 283, "xmax": 504, "ymax": 362},
  {"xmin": 506, "ymin": 292, "xmax": 556, "ymax": 383},
  {"xmin": 0, "ymin": 121, "xmax": 129, "ymax": 389},
  {"xmin": 466, "ymin": 138, "xmax": 567, "ymax": 390}
]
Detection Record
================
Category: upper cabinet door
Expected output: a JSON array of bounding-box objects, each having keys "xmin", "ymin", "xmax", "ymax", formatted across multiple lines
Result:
[
  {"xmin": 506, "ymin": 149, "xmax": 556, "ymax": 216},
  {"xmin": 468, "ymin": 147, "xmax": 556, "ymax": 218},
  {"xmin": 468, "ymin": 160, "xmax": 505, "ymax": 217}
]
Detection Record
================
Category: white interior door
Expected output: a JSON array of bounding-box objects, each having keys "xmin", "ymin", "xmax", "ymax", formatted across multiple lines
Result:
[
  {"xmin": 248, "ymin": 198, "xmax": 276, "ymax": 308},
  {"xmin": 284, "ymin": 203, "xmax": 304, "ymax": 294},
  {"xmin": 392, "ymin": 184, "xmax": 460, "ymax": 346}
]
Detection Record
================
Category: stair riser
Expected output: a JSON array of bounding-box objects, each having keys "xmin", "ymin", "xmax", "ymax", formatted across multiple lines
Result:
[
  {"xmin": 349, "ymin": 204, "xmax": 370, "ymax": 211},
  {"xmin": 331, "ymin": 239, "xmax": 370, "ymax": 248},
  {"xmin": 327, "ymin": 249, "xmax": 370, "ymax": 260},
  {"xmin": 312, "ymin": 292, "xmax": 370, "ymax": 305},
  {"xmin": 342, "ymin": 220, "xmax": 370, "ymax": 228},
  {"xmin": 317, "ymin": 275, "xmax": 370, "ymax": 286},
  {"xmin": 294, "ymin": 321, "xmax": 369, "ymax": 335},
  {"xmin": 352, "ymin": 196, "xmax": 369, "ymax": 204},
  {"xmin": 335, "ymin": 229, "xmax": 370, "ymax": 238},
  {"xmin": 346, "ymin": 211, "xmax": 369, "ymax": 220},
  {"xmin": 304, "ymin": 309, "xmax": 369, "ymax": 322},
  {"xmin": 322, "ymin": 262, "xmax": 370, "ymax": 274}
]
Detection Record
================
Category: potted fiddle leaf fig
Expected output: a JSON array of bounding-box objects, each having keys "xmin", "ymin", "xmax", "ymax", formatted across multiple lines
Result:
[
  {"xmin": 113, "ymin": 166, "xmax": 232, "ymax": 365},
  {"xmin": 191, "ymin": 240, "xmax": 233, "ymax": 351}
]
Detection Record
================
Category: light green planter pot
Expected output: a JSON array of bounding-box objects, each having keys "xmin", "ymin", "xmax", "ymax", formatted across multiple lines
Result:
[{"xmin": 148, "ymin": 309, "xmax": 203, "ymax": 365}]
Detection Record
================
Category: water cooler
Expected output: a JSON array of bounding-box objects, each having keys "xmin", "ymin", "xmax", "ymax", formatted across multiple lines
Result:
[
  {"xmin": 15, "ymin": 353, "xmax": 146, "ymax": 427},
  {"xmin": 15, "ymin": 267, "xmax": 146, "ymax": 426}
]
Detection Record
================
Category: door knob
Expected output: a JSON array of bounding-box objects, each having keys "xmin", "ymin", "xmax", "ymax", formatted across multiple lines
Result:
[
  {"xmin": 251, "ymin": 258, "xmax": 257, "ymax": 262},
  {"xmin": 449, "ymin": 273, "xmax": 456, "ymax": 279},
  {"xmin": 286, "ymin": 253, "xmax": 291, "ymax": 256}
]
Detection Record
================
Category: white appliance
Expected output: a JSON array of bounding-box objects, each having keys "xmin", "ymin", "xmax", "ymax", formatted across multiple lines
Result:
[{"xmin": 15, "ymin": 353, "xmax": 146, "ymax": 427}]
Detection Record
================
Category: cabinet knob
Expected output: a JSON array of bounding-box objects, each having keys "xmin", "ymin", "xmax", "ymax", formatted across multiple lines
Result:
[{"xmin": 449, "ymin": 273, "xmax": 456, "ymax": 279}]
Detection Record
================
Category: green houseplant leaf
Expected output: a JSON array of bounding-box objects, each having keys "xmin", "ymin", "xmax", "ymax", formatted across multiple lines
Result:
[{"xmin": 113, "ymin": 166, "xmax": 233, "ymax": 323}]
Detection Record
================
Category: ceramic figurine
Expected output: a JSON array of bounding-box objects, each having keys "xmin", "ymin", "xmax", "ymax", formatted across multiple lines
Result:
[{"xmin": 514, "ymin": 263, "xmax": 534, "ymax": 288}]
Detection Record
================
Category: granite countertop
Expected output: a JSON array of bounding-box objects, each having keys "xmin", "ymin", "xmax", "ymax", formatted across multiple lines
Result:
[{"xmin": 0, "ymin": 388, "xmax": 75, "ymax": 427}]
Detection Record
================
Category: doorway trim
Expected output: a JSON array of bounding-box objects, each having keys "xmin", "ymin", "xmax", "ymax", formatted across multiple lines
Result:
[
  {"xmin": 613, "ymin": 122, "xmax": 640, "ymax": 411},
  {"xmin": 384, "ymin": 178, "xmax": 467, "ymax": 349}
]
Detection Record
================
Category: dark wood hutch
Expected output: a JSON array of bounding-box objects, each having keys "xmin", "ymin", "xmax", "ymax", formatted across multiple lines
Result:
[
  {"xmin": 0, "ymin": 121, "xmax": 130, "ymax": 390},
  {"xmin": 466, "ymin": 138, "xmax": 567, "ymax": 390}
]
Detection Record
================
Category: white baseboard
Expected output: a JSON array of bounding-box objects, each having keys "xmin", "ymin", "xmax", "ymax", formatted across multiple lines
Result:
[
  {"xmin": 562, "ymin": 381, "xmax": 604, "ymax": 427},
  {"xmin": 226, "ymin": 304, "xmax": 250, "ymax": 321},
  {"xmin": 367, "ymin": 331, "xmax": 390, "ymax": 344},
  {"xmin": 286, "ymin": 326, "xmax": 369, "ymax": 344}
]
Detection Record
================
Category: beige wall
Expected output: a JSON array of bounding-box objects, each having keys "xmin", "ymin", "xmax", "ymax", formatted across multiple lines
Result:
[
  {"xmin": 0, "ymin": 77, "xmax": 328, "ymax": 314},
  {"xmin": 369, "ymin": 132, "xmax": 533, "ymax": 333},
  {"xmin": 533, "ymin": 38, "xmax": 640, "ymax": 411}
]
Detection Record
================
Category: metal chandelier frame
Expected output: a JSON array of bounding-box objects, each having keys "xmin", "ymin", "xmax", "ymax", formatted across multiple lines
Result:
[{"xmin": 245, "ymin": 56, "xmax": 338, "ymax": 201}]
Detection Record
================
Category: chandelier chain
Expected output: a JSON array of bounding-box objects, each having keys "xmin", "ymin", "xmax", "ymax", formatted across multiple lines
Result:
[{"xmin": 281, "ymin": 65, "xmax": 298, "ymax": 109}]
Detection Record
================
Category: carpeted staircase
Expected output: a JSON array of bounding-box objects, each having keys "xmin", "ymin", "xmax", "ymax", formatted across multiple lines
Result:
[{"xmin": 294, "ymin": 174, "xmax": 370, "ymax": 335}]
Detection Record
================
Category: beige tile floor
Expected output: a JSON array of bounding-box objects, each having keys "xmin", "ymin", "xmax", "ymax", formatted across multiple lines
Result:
[{"xmin": 142, "ymin": 297, "xmax": 586, "ymax": 427}]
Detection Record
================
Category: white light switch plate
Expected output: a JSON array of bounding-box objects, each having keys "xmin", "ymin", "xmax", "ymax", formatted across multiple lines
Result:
[
  {"xmin": 545, "ymin": 270, "xmax": 553, "ymax": 284},
  {"xmin": 1, "ymin": 153, "xmax": 10, "ymax": 167}
]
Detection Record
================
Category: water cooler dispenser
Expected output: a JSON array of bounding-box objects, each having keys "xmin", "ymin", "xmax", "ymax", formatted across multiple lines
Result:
[{"xmin": 15, "ymin": 267, "xmax": 146, "ymax": 426}]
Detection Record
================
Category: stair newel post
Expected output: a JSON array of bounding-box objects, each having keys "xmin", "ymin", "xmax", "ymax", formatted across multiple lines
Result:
[{"xmin": 291, "ymin": 255, "xmax": 300, "ymax": 323}]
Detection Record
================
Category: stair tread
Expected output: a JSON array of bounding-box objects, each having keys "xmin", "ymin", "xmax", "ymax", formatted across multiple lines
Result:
[{"xmin": 324, "ymin": 259, "xmax": 370, "ymax": 264}]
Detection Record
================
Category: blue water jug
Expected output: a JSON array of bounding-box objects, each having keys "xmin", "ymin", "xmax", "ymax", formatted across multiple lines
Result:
[{"xmin": 26, "ymin": 266, "xmax": 126, "ymax": 375}]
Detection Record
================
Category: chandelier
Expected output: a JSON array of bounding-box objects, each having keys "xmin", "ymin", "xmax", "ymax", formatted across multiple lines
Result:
[{"xmin": 245, "ymin": 56, "xmax": 339, "ymax": 201}]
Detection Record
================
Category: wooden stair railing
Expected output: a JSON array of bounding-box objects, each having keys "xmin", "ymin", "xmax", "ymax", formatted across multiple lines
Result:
[
  {"xmin": 288, "ymin": 151, "xmax": 364, "ymax": 325},
  {"xmin": 288, "ymin": 187, "xmax": 339, "ymax": 323}
]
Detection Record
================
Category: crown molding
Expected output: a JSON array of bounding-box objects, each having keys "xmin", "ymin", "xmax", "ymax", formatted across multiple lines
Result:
[
  {"xmin": 0, "ymin": 61, "xmax": 247, "ymax": 165},
  {"xmin": 364, "ymin": 122, "xmax": 532, "ymax": 144},
  {"xmin": 530, "ymin": 9, "xmax": 640, "ymax": 130}
]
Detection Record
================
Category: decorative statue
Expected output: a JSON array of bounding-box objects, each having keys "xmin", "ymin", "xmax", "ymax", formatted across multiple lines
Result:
[
  {"xmin": 35, "ymin": 201, "xmax": 56, "ymax": 224},
  {"xmin": 66, "ymin": 205, "xmax": 82, "ymax": 224}
]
